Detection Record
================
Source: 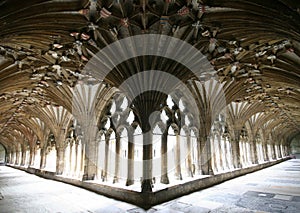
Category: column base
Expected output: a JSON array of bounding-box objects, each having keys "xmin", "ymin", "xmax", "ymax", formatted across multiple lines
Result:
[
  {"xmin": 160, "ymin": 174, "xmax": 169, "ymax": 184},
  {"xmin": 113, "ymin": 176, "xmax": 118, "ymax": 184},
  {"xmin": 82, "ymin": 174, "xmax": 95, "ymax": 181},
  {"xmin": 175, "ymin": 173, "xmax": 182, "ymax": 180},
  {"xmin": 126, "ymin": 179, "xmax": 134, "ymax": 186},
  {"xmin": 141, "ymin": 179, "xmax": 153, "ymax": 192}
]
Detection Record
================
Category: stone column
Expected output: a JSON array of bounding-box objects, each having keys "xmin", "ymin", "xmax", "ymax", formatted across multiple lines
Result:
[
  {"xmin": 69, "ymin": 142, "xmax": 73, "ymax": 175},
  {"xmin": 103, "ymin": 136, "xmax": 109, "ymax": 181},
  {"xmin": 263, "ymin": 140, "xmax": 269, "ymax": 161},
  {"xmin": 28, "ymin": 148, "xmax": 35, "ymax": 166},
  {"xmin": 56, "ymin": 146, "xmax": 65, "ymax": 175},
  {"xmin": 277, "ymin": 144, "xmax": 282, "ymax": 158},
  {"xmin": 186, "ymin": 133, "xmax": 193, "ymax": 177},
  {"xmin": 160, "ymin": 130, "xmax": 169, "ymax": 184},
  {"xmin": 271, "ymin": 143, "xmax": 276, "ymax": 159},
  {"xmin": 240, "ymin": 140, "xmax": 245, "ymax": 166},
  {"xmin": 141, "ymin": 131, "xmax": 153, "ymax": 192},
  {"xmin": 10, "ymin": 151, "xmax": 14, "ymax": 164},
  {"xmin": 113, "ymin": 133, "xmax": 120, "ymax": 183},
  {"xmin": 10, "ymin": 151, "xmax": 13, "ymax": 164},
  {"xmin": 83, "ymin": 137, "xmax": 98, "ymax": 180},
  {"xmin": 126, "ymin": 130, "xmax": 135, "ymax": 186},
  {"xmin": 6, "ymin": 149, "xmax": 11, "ymax": 164},
  {"xmin": 15, "ymin": 150, "xmax": 20, "ymax": 165},
  {"xmin": 20, "ymin": 148, "xmax": 26, "ymax": 166},
  {"xmin": 200, "ymin": 135, "xmax": 213, "ymax": 175},
  {"xmin": 211, "ymin": 136, "xmax": 218, "ymax": 172},
  {"xmin": 223, "ymin": 136, "xmax": 230, "ymax": 169},
  {"xmin": 280, "ymin": 144, "xmax": 284, "ymax": 158},
  {"xmin": 284, "ymin": 146, "xmax": 287, "ymax": 156},
  {"xmin": 40, "ymin": 147, "xmax": 47, "ymax": 169},
  {"xmin": 80, "ymin": 142, "xmax": 85, "ymax": 177},
  {"xmin": 175, "ymin": 134, "xmax": 182, "ymax": 180},
  {"xmin": 217, "ymin": 134, "xmax": 224, "ymax": 171},
  {"xmin": 196, "ymin": 137, "xmax": 202, "ymax": 175},
  {"xmin": 8, "ymin": 151, "xmax": 12, "ymax": 164},
  {"xmin": 74, "ymin": 142, "xmax": 79, "ymax": 177},
  {"xmin": 250, "ymin": 139, "xmax": 258, "ymax": 164},
  {"xmin": 232, "ymin": 130, "xmax": 241, "ymax": 169}
]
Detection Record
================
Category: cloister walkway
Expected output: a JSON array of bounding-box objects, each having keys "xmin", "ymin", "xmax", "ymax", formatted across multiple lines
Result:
[{"xmin": 0, "ymin": 158, "xmax": 300, "ymax": 213}]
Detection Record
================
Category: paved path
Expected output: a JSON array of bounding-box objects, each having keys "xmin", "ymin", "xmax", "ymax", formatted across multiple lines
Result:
[{"xmin": 1, "ymin": 159, "xmax": 300, "ymax": 212}]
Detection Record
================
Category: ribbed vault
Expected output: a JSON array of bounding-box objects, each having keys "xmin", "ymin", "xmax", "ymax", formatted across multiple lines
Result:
[{"xmin": 0, "ymin": 0, "xmax": 299, "ymax": 176}]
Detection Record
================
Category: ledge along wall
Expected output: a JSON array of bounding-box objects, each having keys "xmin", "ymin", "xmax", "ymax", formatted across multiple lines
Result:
[{"xmin": 8, "ymin": 157, "xmax": 290, "ymax": 209}]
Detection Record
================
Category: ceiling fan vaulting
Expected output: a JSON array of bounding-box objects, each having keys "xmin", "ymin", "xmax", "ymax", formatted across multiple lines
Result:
[{"xmin": 0, "ymin": 0, "xmax": 299, "ymax": 147}]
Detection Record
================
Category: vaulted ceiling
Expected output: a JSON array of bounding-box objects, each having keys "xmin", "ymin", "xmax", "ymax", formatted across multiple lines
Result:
[{"xmin": 0, "ymin": 0, "xmax": 299, "ymax": 148}]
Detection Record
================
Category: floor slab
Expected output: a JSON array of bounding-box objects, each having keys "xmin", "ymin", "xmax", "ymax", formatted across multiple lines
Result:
[{"xmin": 0, "ymin": 159, "xmax": 300, "ymax": 212}]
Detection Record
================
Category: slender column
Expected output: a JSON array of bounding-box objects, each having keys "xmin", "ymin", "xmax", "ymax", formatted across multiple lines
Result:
[
  {"xmin": 80, "ymin": 143, "xmax": 85, "ymax": 177},
  {"xmin": 241, "ymin": 141, "xmax": 246, "ymax": 165},
  {"xmin": 14, "ymin": 151, "xmax": 17, "ymax": 164},
  {"xmin": 224, "ymin": 136, "xmax": 233, "ymax": 169},
  {"xmin": 285, "ymin": 146, "xmax": 288, "ymax": 156},
  {"xmin": 263, "ymin": 140, "xmax": 269, "ymax": 161},
  {"xmin": 69, "ymin": 142, "xmax": 73, "ymax": 175},
  {"xmin": 74, "ymin": 142, "xmax": 79, "ymax": 177},
  {"xmin": 277, "ymin": 144, "xmax": 282, "ymax": 158},
  {"xmin": 126, "ymin": 131, "xmax": 135, "ymax": 186},
  {"xmin": 83, "ymin": 137, "xmax": 98, "ymax": 180},
  {"xmin": 10, "ymin": 151, "xmax": 14, "ymax": 164},
  {"xmin": 9, "ymin": 151, "xmax": 13, "ymax": 164},
  {"xmin": 186, "ymin": 134, "xmax": 193, "ymax": 177},
  {"xmin": 160, "ymin": 130, "xmax": 169, "ymax": 184},
  {"xmin": 232, "ymin": 130, "xmax": 241, "ymax": 168},
  {"xmin": 246, "ymin": 142, "xmax": 250, "ymax": 164},
  {"xmin": 8, "ymin": 151, "xmax": 12, "ymax": 164},
  {"xmin": 175, "ymin": 134, "xmax": 182, "ymax": 180},
  {"xmin": 286, "ymin": 144, "xmax": 292, "ymax": 155},
  {"xmin": 223, "ymin": 136, "xmax": 230, "ymax": 169},
  {"xmin": 141, "ymin": 131, "xmax": 153, "ymax": 192},
  {"xmin": 280, "ymin": 144, "xmax": 284, "ymax": 158},
  {"xmin": 232, "ymin": 140, "xmax": 240, "ymax": 168},
  {"xmin": 211, "ymin": 136, "xmax": 218, "ymax": 172},
  {"xmin": 40, "ymin": 147, "xmax": 47, "ymax": 169},
  {"xmin": 196, "ymin": 137, "xmax": 202, "ymax": 175},
  {"xmin": 200, "ymin": 135, "xmax": 213, "ymax": 175},
  {"xmin": 217, "ymin": 134, "xmax": 224, "ymax": 171},
  {"xmin": 21, "ymin": 148, "xmax": 26, "ymax": 166},
  {"xmin": 103, "ymin": 137, "xmax": 109, "ymax": 181},
  {"xmin": 56, "ymin": 146, "xmax": 65, "ymax": 175},
  {"xmin": 246, "ymin": 141, "xmax": 250, "ymax": 164},
  {"xmin": 6, "ymin": 150, "xmax": 11, "ymax": 164},
  {"xmin": 271, "ymin": 143, "xmax": 276, "ymax": 159},
  {"xmin": 113, "ymin": 134, "xmax": 120, "ymax": 183},
  {"xmin": 29, "ymin": 148, "xmax": 35, "ymax": 166},
  {"xmin": 15, "ymin": 150, "xmax": 20, "ymax": 165},
  {"xmin": 250, "ymin": 139, "xmax": 258, "ymax": 164}
]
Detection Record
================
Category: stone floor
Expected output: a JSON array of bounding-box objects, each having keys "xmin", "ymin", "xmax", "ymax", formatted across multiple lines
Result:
[{"xmin": 1, "ymin": 159, "xmax": 300, "ymax": 213}]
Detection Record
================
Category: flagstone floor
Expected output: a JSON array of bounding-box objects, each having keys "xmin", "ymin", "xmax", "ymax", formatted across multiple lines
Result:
[{"xmin": 1, "ymin": 157, "xmax": 300, "ymax": 213}]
